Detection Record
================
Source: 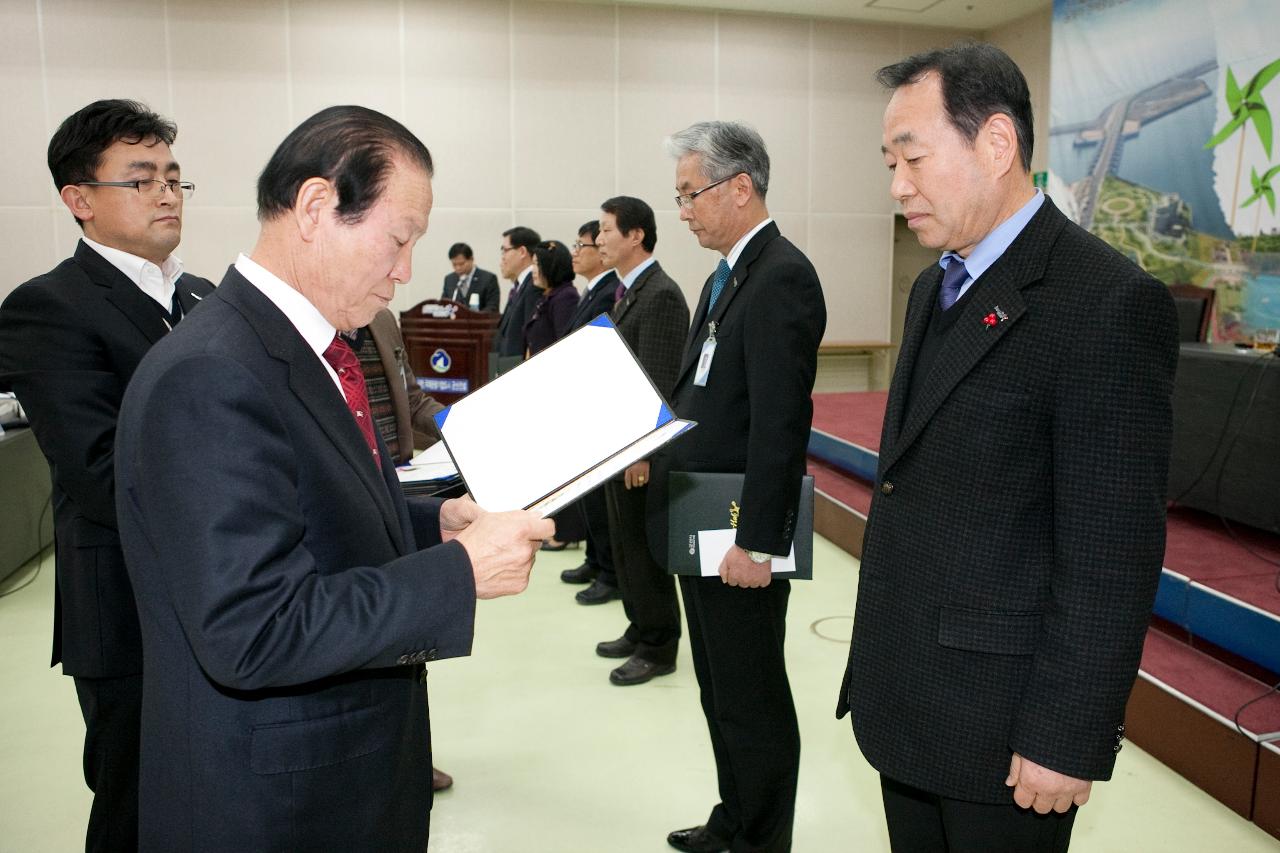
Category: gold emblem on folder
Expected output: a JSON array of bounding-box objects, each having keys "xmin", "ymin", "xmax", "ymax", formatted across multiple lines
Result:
[{"xmin": 729, "ymin": 500, "xmax": 740, "ymax": 530}]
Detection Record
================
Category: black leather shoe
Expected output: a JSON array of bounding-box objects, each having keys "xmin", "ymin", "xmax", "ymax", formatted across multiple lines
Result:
[
  {"xmin": 575, "ymin": 579, "xmax": 620, "ymax": 605},
  {"xmin": 667, "ymin": 825, "xmax": 728, "ymax": 853},
  {"xmin": 560, "ymin": 562, "xmax": 599, "ymax": 584},
  {"xmin": 610, "ymin": 655, "xmax": 675, "ymax": 686},
  {"xmin": 596, "ymin": 635, "xmax": 638, "ymax": 659}
]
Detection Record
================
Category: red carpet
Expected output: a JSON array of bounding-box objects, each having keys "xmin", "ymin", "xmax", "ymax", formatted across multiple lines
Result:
[
  {"xmin": 811, "ymin": 391, "xmax": 887, "ymax": 451},
  {"xmin": 1140, "ymin": 629, "xmax": 1280, "ymax": 733},
  {"xmin": 808, "ymin": 457, "xmax": 872, "ymax": 517}
]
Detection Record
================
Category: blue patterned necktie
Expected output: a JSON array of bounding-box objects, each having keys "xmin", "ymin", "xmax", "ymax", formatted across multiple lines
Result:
[
  {"xmin": 708, "ymin": 259, "xmax": 732, "ymax": 311},
  {"xmin": 938, "ymin": 259, "xmax": 969, "ymax": 311}
]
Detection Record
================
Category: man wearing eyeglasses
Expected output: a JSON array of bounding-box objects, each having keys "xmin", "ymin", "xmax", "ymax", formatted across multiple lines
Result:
[
  {"xmin": 495, "ymin": 225, "xmax": 541, "ymax": 372},
  {"xmin": 650, "ymin": 121, "xmax": 826, "ymax": 853},
  {"xmin": 0, "ymin": 99, "xmax": 214, "ymax": 852},
  {"xmin": 558, "ymin": 220, "xmax": 622, "ymax": 595}
]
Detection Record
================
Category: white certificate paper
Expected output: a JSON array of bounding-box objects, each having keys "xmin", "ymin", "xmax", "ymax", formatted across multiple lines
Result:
[
  {"xmin": 433, "ymin": 315, "xmax": 695, "ymax": 515},
  {"xmin": 695, "ymin": 529, "xmax": 798, "ymax": 577}
]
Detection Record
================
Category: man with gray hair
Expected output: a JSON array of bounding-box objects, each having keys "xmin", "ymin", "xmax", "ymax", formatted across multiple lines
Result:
[{"xmin": 649, "ymin": 121, "xmax": 826, "ymax": 852}]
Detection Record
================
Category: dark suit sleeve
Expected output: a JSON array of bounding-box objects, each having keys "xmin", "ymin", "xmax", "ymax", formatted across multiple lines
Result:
[
  {"xmin": 1009, "ymin": 273, "xmax": 1177, "ymax": 780},
  {"xmin": 0, "ymin": 282, "xmax": 121, "ymax": 528},
  {"xmin": 634, "ymin": 284, "xmax": 689, "ymax": 399},
  {"xmin": 441, "ymin": 274, "xmax": 454, "ymax": 299},
  {"xmin": 122, "ymin": 353, "xmax": 476, "ymax": 691},
  {"xmin": 736, "ymin": 261, "xmax": 825, "ymax": 557}
]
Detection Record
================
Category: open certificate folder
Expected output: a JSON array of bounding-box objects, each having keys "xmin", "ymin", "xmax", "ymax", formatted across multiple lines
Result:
[{"xmin": 432, "ymin": 315, "xmax": 696, "ymax": 516}]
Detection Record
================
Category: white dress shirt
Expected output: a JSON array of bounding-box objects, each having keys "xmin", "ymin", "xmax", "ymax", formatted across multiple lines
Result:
[
  {"xmin": 723, "ymin": 217, "xmax": 774, "ymax": 268},
  {"xmin": 234, "ymin": 253, "xmax": 344, "ymax": 397},
  {"xmin": 82, "ymin": 236, "xmax": 184, "ymax": 314}
]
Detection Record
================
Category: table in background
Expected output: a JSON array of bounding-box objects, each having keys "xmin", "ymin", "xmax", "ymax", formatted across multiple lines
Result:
[{"xmin": 1168, "ymin": 344, "xmax": 1280, "ymax": 535}]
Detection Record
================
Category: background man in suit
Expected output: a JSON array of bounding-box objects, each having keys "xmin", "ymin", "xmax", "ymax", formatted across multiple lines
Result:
[
  {"xmin": 592, "ymin": 196, "xmax": 689, "ymax": 681},
  {"xmin": 0, "ymin": 99, "xmax": 214, "ymax": 852},
  {"xmin": 559, "ymin": 220, "xmax": 621, "ymax": 595},
  {"xmin": 495, "ymin": 225, "xmax": 541, "ymax": 370},
  {"xmin": 441, "ymin": 242, "xmax": 499, "ymax": 312},
  {"xmin": 353, "ymin": 308, "xmax": 445, "ymax": 461},
  {"xmin": 114, "ymin": 105, "xmax": 551, "ymax": 851},
  {"xmin": 838, "ymin": 43, "xmax": 1178, "ymax": 852},
  {"xmin": 656, "ymin": 121, "xmax": 825, "ymax": 853}
]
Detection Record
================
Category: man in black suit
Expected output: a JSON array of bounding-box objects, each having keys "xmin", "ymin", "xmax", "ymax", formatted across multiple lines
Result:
[
  {"xmin": 593, "ymin": 196, "xmax": 690, "ymax": 681},
  {"xmin": 495, "ymin": 225, "xmax": 541, "ymax": 370},
  {"xmin": 559, "ymin": 219, "xmax": 621, "ymax": 594},
  {"xmin": 0, "ymin": 99, "xmax": 214, "ymax": 853},
  {"xmin": 441, "ymin": 242, "xmax": 499, "ymax": 312},
  {"xmin": 114, "ymin": 106, "xmax": 551, "ymax": 851},
  {"xmin": 838, "ymin": 44, "xmax": 1178, "ymax": 852},
  {"xmin": 655, "ymin": 122, "xmax": 825, "ymax": 853}
]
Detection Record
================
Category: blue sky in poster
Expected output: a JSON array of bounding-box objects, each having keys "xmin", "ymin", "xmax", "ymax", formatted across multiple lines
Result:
[{"xmin": 1050, "ymin": 0, "xmax": 1280, "ymax": 240}]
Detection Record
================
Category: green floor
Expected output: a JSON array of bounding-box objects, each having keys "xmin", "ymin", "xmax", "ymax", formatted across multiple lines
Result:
[{"xmin": 1, "ymin": 538, "xmax": 1276, "ymax": 852}]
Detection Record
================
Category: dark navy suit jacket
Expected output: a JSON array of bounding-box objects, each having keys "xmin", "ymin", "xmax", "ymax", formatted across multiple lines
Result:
[
  {"xmin": 0, "ymin": 240, "xmax": 214, "ymax": 678},
  {"xmin": 116, "ymin": 267, "xmax": 476, "ymax": 851}
]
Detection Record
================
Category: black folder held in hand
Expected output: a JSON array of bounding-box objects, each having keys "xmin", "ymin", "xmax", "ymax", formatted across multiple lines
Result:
[{"xmin": 665, "ymin": 472, "xmax": 815, "ymax": 580}]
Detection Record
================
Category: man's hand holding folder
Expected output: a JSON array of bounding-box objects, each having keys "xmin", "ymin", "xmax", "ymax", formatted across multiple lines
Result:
[{"xmin": 442, "ymin": 495, "xmax": 552, "ymax": 598}]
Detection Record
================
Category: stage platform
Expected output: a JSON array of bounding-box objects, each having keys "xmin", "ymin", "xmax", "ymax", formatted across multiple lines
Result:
[{"xmin": 807, "ymin": 391, "xmax": 1280, "ymax": 838}]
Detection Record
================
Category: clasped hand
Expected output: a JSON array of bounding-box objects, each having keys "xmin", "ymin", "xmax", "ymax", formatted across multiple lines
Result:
[{"xmin": 1006, "ymin": 752, "xmax": 1092, "ymax": 815}]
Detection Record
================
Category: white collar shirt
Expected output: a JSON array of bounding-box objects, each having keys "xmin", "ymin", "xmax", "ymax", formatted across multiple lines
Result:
[{"xmin": 234, "ymin": 253, "xmax": 343, "ymax": 397}]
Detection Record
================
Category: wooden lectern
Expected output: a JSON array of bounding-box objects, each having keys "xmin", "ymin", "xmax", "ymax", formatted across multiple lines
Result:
[{"xmin": 399, "ymin": 299, "xmax": 500, "ymax": 405}]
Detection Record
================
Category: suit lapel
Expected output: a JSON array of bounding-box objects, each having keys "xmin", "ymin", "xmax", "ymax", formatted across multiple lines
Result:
[
  {"xmin": 218, "ymin": 270, "xmax": 407, "ymax": 553},
  {"xmin": 175, "ymin": 273, "xmax": 210, "ymax": 315},
  {"xmin": 76, "ymin": 241, "xmax": 170, "ymax": 345},
  {"xmin": 612, "ymin": 262, "xmax": 659, "ymax": 324},
  {"xmin": 880, "ymin": 200, "xmax": 1064, "ymax": 473},
  {"xmin": 879, "ymin": 266, "xmax": 940, "ymax": 465},
  {"xmin": 676, "ymin": 222, "xmax": 780, "ymax": 385}
]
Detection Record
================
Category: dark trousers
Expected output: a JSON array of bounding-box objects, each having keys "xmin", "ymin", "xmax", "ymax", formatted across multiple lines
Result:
[
  {"xmin": 605, "ymin": 480, "xmax": 679, "ymax": 664},
  {"xmin": 74, "ymin": 673, "xmax": 143, "ymax": 853},
  {"xmin": 551, "ymin": 500, "xmax": 587, "ymax": 544},
  {"xmin": 880, "ymin": 775, "xmax": 1077, "ymax": 853},
  {"xmin": 581, "ymin": 485, "xmax": 616, "ymax": 587},
  {"xmin": 679, "ymin": 575, "xmax": 798, "ymax": 853}
]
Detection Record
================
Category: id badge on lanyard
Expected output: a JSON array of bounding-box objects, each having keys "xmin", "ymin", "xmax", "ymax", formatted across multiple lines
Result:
[{"xmin": 694, "ymin": 321, "xmax": 717, "ymax": 387}]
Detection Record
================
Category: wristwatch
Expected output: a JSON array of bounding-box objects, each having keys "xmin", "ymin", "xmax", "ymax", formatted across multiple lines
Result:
[{"xmin": 745, "ymin": 550, "xmax": 772, "ymax": 564}]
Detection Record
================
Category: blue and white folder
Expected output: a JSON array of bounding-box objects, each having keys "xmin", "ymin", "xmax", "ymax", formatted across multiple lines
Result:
[{"xmin": 432, "ymin": 314, "xmax": 696, "ymax": 516}]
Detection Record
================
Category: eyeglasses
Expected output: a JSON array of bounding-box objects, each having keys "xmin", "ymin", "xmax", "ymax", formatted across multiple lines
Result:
[
  {"xmin": 674, "ymin": 173, "xmax": 740, "ymax": 208},
  {"xmin": 77, "ymin": 179, "xmax": 195, "ymax": 200},
  {"xmin": 499, "ymin": 245, "xmax": 517, "ymax": 254},
  {"xmin": 572, "ymin": 241, "xmax": 597, "ymax": 252}
]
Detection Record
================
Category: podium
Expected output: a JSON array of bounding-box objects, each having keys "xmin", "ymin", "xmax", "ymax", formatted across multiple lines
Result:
[{"xmin": 399, "ymin": 299, "xmax": 500, "ymax": 405}]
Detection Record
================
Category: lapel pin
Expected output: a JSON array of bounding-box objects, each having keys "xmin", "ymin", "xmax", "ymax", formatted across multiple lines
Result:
[{"xmin": 982, "ymin": 306, "xmax": 1010, "ymax": 328}]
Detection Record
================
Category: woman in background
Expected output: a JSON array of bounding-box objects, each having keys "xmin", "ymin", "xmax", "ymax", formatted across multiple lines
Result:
[
  {"xmin": 524, "ymin": 240, "xmax": 586, "ymax": 551},
  {"xmin": 524, "ymin": 240, "xmax": 580, "ymax": 357}
]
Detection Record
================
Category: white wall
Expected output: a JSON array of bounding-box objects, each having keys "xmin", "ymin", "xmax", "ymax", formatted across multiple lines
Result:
[{"xmin": 0, "ymin": 0, "xmax": 997, "ymax": 346}]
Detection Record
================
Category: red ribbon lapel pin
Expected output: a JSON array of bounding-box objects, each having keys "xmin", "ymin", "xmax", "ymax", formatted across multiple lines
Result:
[{"xmin": 982, "ymin": 306, "xmax": 1010, "ymax": 328}]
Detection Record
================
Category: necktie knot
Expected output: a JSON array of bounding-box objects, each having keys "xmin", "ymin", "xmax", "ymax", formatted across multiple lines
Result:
[
  {"xmin": 938, "ymin": 259, "xmax": 969, "ymax": 311},
  {"xmin": 322, "ymin": 334, "xmax": 380, "ymax": 465},
  {"xmin": 709, "ymin": 259, "xmax": 732, "ymax": 311}
]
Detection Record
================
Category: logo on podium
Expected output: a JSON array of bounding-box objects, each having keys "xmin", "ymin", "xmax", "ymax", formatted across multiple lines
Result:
[{"xmin": 430, "ymin": 348, "xmax": 452, "ymax": 374}]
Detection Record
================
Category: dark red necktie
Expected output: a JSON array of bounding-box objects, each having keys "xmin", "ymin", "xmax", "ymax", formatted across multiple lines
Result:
[{"xmin": 321, "ymin": 334, "xmax": 380, "ymax": 466}]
